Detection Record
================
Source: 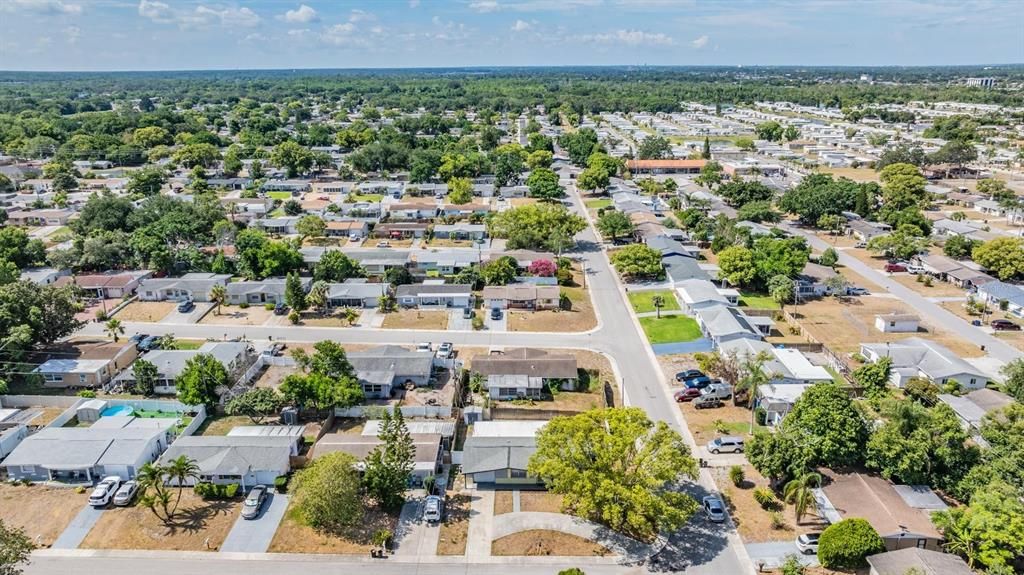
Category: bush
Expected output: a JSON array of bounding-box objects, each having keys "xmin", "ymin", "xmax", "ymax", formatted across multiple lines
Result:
[
  {"xmin": 753, "ymin": 486, "xmax": 777, "ymax": 509},
  {"xmin": 288, "ymin": 310, "xmax": 300, "ymax": 324},
  {"xmin": 274, "ymin": 476, "xmax": 289, "ymax": 493},
  {"xmin": 194, "ymin": 482, "xmax": 241, "ymax": 499},
  {"xmin": 769, "ymin": 511, "xmax": 787, "ymax": 530},
  {"xmin": 264, "ymin": 303, "xmax": 274, "ymax": 310},
  {"xmin": 780, "ymin": 554, "xmax": 806, "ymax": 575},
  {"xmin": 472, "ymin": 316, "xmax": 484, "ymax": 331},
  {"xmin": 915, "ymin": 273, "xmax": 924, "ymax": 283},
  {"xmin": 923, "ymin": 276, "xmax": 933, "ymax": 287},
  {"xmin": 818, "ymin": 518, "xmax": 885, "ymax": 568},
  {"xmin": 77, "ymin": 390, "xmax": 97, "ymax": 398},
  {"xmin": 239, "ymin": 302, "xmax": 250, "ymax": 309},
  {"xmin": 729, "ymin": 465, "xmax": 745, "ymax": 487},
  {"xmin": 94, "ymin": 309, "xmax": 108, "ymax": 321},
  {"xmin": 755, "ymin": 407, "xmax": 767, "ymax": 426}
]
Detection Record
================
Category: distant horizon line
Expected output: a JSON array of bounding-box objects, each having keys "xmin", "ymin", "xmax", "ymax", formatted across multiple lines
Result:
[{"xmin": 1, "ymin": 63, "xmax": 1022, "ymax": 75}]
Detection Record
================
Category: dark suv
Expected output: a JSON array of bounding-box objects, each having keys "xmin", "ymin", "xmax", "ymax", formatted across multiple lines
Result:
[{"xmin": 991, "ymin": 319, "xmax": 1021, "ymax": 331}]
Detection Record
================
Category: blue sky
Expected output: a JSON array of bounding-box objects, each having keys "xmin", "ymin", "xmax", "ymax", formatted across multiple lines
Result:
[{"xmin": 0, "ymin": 0, "xmax": 1020, "ymax": 71}]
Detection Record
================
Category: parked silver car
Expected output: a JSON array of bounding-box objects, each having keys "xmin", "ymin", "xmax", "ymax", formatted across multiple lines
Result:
[
  {"xmin": 241, "ymin": 485, "xmax": 268, "ymax": 520},
  {"xmin": 112, "ymin": 480, "xmax": 139, "ymax": 506}
]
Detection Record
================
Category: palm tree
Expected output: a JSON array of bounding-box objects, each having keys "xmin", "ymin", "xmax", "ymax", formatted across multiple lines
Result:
[
  {"xmin": 651, "ymin": 294, "xmax": 665, "ymax": 319},
  {"xmin": 136, "ymin": 462, "xmax": 171, "ymax": 522},
  {"xmin": 307, "ymin": 280, "xmax": 329, "ymax": 315},
  {"xmin": 210, "ymin": 284, "xmax": 227, "ymax": 316},
  {"xmin": 104, "ymin": 318, "xmax": 125, "ymax": 342},
  {"xmin": 783, "ymin": 471, "xmax": 822, "ymax": 524},
  {"xmin": 342, "ymin": 307, "xmax": 359, "ymax": 326},
  {"xmin": 165, "ymin": 455, "xmax": 201, "ymax": 515}
]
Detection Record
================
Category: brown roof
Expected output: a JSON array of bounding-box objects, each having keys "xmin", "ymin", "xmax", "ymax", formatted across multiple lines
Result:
[
  {"xmin": 821, "ymin": 471, "xmax": 942, "ymax": 539},
  {"xmin": 964, "ymin": 388, "xmax": 1013, "ymax": 413},
  {"xmin": 472, "ymin": 348, "xmax": 578, "ymax": 379},
  {"xmin": 73, "ymin": 272, "xmax": 141, "ymax": 289},
  {"xmin": 481, "ymin": 284, "xmax": 559, "ymax": 301},
  {"xmin": 626, "ymin": 159, "xmax": 707, "ymax": 170},
  {"xmin": 325, "ymin": 221, "xmax": 365, "ymax": 231},
  {"xmin": 866, "ymin": 548, "xmax": 971, "ymax": 575}
]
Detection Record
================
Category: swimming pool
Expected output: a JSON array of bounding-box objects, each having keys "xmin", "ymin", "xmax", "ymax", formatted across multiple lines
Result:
[{"xmin": 100, "ymin": 405, "xmax": 135, "ymax": 417}]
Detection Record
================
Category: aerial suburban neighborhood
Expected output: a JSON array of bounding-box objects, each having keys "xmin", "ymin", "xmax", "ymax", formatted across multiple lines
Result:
[{"xmin": 0, "ymin": 3, "xmax": 1022, "ymax": 575}]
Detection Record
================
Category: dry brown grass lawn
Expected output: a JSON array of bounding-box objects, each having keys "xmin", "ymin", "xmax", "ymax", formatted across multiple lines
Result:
[
  {"xmin": 791, "ymin": 295, "xmax": 983, "ymax": 358},
  {"xmin": 436, "ymin": 493, "xmax": 471, "ymax": 555},
  {"xmin": 520, "ymin": 492, "xmax": 563, "ymax": 513},
  {"xmin": 80, "ymin": 491, "xmax": 240, "ymax": 551},
  {"xmin": 301, "ymin": 311, "xmax": 361, "ymax": 328},
  {"xmin": 494, "ymin": 491, "xmax": 513, "ymax": 515},
  {"xmin": 361, "ymin": 238, "xmax": 414, "ymax": 248},
  {"xmin": 268, "ymin": 501, "xmax": 397, "ymax": 554},
  {"xmin": 381, "ymin": 309, "xmax": 448, "ymax": 330},
  {"xmin": 817, "ymin": 167, "xmax": 881, "ymax": 183},
  {"xmin": 200, "ymin": 305, "xmax": 276, "ymax": 326},
  {"xmin": 941, "ymin": 301, "xmax": 1024, "ymax": 352},
  {"xmin": 0, "ymin": 484, "xmax": 86, "ymax": 546},
  {"xmin": 711, "ymin": 466, "xmax": 828, "ymax": 543},
  {"xmin": 114, "ymin": 301, "xmax": 176, "ymax": 322},
  {"xmin": 509, "ymin": 198, "xmax": 539, "ymax": 207},
  {"xmin": 428, "ymin": 238, "xmax": 480, "ymax": 248},
  {"xmin": 508, "ymin": 286, "xmax": 596, "ymax": 333},
  {"xmin": 492, "ymin": 530, "xmax": 613, "ymax": 556},
  {"xmin": 195, "ymin": 415, "xmax": 259, "ymax": 436},
  {"xmin": 679, "ymin": 402, "xmax": 762, "ymax": 446},
  {"xmin": 889, "ymin": 273, "xmax": 968, "ymax": 297}
]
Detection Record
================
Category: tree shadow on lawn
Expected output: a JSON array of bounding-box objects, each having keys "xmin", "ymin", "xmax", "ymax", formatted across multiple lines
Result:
[
  {"xmin": 644, "ymin": 482, "xmax": 730, "ymax": 572},
  {"xmin": 163, "ymin": 499, "xmax": 235, "ymax": 535}
]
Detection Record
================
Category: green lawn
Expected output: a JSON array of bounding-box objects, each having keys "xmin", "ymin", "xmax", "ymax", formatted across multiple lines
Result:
[
  {"xmin": 349, "ymin": 193, "xmax": 383, "ymax": 202},
  {"xmin": 738, "ymin": 292, "xmax": 780, "ymax": 310},
  {"xmin": 638, "ymin": 315, "xmax": 702, "ymax": 344},
  {"xmin": 628, "ymin": 290, "xmax": 681, "ymax": 314},
  {"xmin": 169, "ymin": 339, "xmax": 204, "ymax": 350},
  {"xmin": 584, "ymin": 198, "xmax": 612, "ymax": 210},
  {"xmin": 267, "ymin": 191, "xmax": 293, "ymax": 200}
]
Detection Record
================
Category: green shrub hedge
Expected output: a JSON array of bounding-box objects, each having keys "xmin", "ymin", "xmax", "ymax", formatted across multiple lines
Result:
[{"xmin": 194, "ymin": 482, "xmax": 240, "ymax": 499}]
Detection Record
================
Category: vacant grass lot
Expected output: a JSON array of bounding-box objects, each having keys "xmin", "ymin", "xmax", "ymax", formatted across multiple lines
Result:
[
  {"xmin": 638, "ymin": 315, "xmax": 702, "ymax": 344},
  {"xmin": 628, "ymin": 290, "xmax": 681, "ymax": 314},
  {"xmin": 584, "ymin": 198, "xmax": 612, "ymax": 210},
  {"xmin": 266, "ymin": 191, "xmax": 293, "ymax": 200},
  {"xmin": 738, "ymin": 292, "xmax": 780, "ymax": 310}
]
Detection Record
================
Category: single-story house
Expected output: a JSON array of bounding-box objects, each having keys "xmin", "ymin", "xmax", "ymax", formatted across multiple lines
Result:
[
  {"xmin": 492, "ymin": 250, "xmax": 557, "ymax": 270},
  {"xmin": 461, "ymin": 420, "xmax": 546, "ymax": 488},
  {"xmin": 937, "ymin": 388, "xmax": 1014, "ymax": 438},
  {"xmin": 260, "ymin": 179, "xmax": 310, "ymax": 193},
  {"xmin": 347, "ymin": 250, "xmax": 412, "ymax": 275},
  {"xmin": 677, "ymin": 279, "xmax": 735, "ymax": 313},
  {"xmin": 253, "ymin": 216, "xmax": 302, "ymax": 235},
  {"xmin": 362, "ymin": 419, "xmax": 456, "ymax": 451},
  {"xmin": 795, "ymin": 262, "xmax": 838, "ymax": 298},
  {"xmin": 226, "ymin": 277, "xmax": 310, "ymax": 305},
  {"xmin": 860, "ymin": 337, "xmax": 989, "ymax": 390},
  {"xmin": 138, "ymin": 273, "xmax": 232, "ymax": 302},
  {"xmin": 866, "ymin": 548, "xmax": 972, "ymax": 575},
  {"xmin": 158, "ymin": 435, "xmax": 295, "ymax": 488},
  {"xmin": 874, "ymin": 313, "xmax": 920, "ymax": 333},
  {"xmin": 226, "ymin": 425, "xmax": 306, "ymax": 455},
  {"xmin": 33, "ymin": 340, "xmax": 139, "ymax": 389},
  {"xmin": 719, "ymin": 339, "xmax": 833, "ymax": 385},
  {"xmin": 664, "ymin": 253, "xmax": 712, "ymax": 284},
  {"xmin": 19, "ymin": 267, "xmax": 70, "ymax": 286},
  {"xmin": 916, "ymin": 254, "xmax": 964, "ymax": 281},
  {"xmin": 324, "ymin": 220, "xmax": 369, "ymax": 238},
  {"xmin": 625, "ymin": 159, "xmax": 706, "ymax": 174},
  {"xmin": 312, "ymin": 433, "xmax": 443, "ymax": 482},
  {"xmin": 375, "ymin": 222, "xmax": 430, "ymax": 239},
  {"xmin": 396, "ymin": 281, "xmax": 472, "ymax": 309},
  {"xmin": 472, "ymin": 348, "xmax": 578, "ymax": 400},
  {"xmin": 347, "ymin": 345, "xmax": 435, "ymax": 398},
  {"xmin": 816, "ymin": 470, "xmax": 945, "ymax": 552},
  {"xmin": 438, "ymin": 204, "xmax": 491, "ymax": 218},
  {"xmin": 694, "ymin": 304, "xmax": 770, "ymax": 347},
  {"xmin": 7, "ymin": 208, "xmax": 74, "ymax": 227},
  {"xmin": 2, "ymin": 418, "xmax": 176, "ymax": 483},
  {"xmin": 481, "ymin": 284, "xmax": 560, "ymax": 311},
  {"xmin": 756, "ymin": 383, "xmax": 814, "ymax": 426},
  {"xmin": 209, "ymin": 177, "xmax": 252, "ymax": 190},
  {"xmin": 974, "ymin": 199, "xmax": 1006, "ymax": 217},
  {"xmin": 848, "ymin": 219, "xmax": 892, "ymax": 241},
  {"xmin": 432, "ymin": 223, "xmax": 487, "ymax": 240},
  {"xmin": 221, "ymin": 197, "xmax": 272, "ymax": 219},
  {"xmin": 388, "ymin": 202, "xmax": 437, "ymax": 220},
  {"xmin": 976, "ymin": 280, "xmax": 1024, "ymax": 317},
  {"xmin": 326, "ymin": 280, "xmax": 388, "ymax": 308},
  {"xmin": 73, "ymin": 270, "xmax": 153, "ymax": 299},
  {"xmin": 411, "ymin": 251, "xmax": 479, "ymax": 277},
  {"xmin": 114, "ymin": 342, "xmax": 252, "ymax": 395}
]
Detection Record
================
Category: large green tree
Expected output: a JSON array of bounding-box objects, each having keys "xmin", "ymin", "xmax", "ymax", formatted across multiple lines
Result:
[
  {"xmin": 528, "ymin": 407, "xmax": 698, "ymax": 541},
  {"xmin": 226, "ymin": 388, "xmax": 284, "ymax": 424},
  {"xmin": 972, "ymin": 237, "xmax": 1024, "ymax": 281},
  {"xmin": 0, "ymin": 519, "xmax": 33, "ymax": 575},
  {"xmin": 817, "ymin": 518, "xmax": 885, "ymax": 569},
  {"xmin": 176, "ymin": 354, "xmax": 228, "ymax": 409},
  {"xmin": 314, "ymin": 250, "xmax": 365, "ymax": 283},
  {"xmin": 486, "ymin": 204, "xmax": 585, "ymax": 252},
  {"xmin": 785, "ymin": 383, "xmax": 869, "ymax": 468},
  {"xmin": 270, "ymin": 140, "xmax": 314, "ymax": 178},
  {"xmin": 363, "ymin": 406, "xmax": 415, "ymax": 510},
  {"xmin": 609, "ymin": 244, "xmax": 663, "ymax": 281},
  {"xmin": 595, "ymin": 210, "xmax": 634, "ymax": 240},
  {"xmin": 291, "ymin": 452, "xmax": 363, "ymax": 531},
  {"xmin": 526, "ymin": 167, "xmax": 564, "ymax": 201},
  {"xmin": 932, "ymin": 481, "xmax": 1024, "ymax": 570}
]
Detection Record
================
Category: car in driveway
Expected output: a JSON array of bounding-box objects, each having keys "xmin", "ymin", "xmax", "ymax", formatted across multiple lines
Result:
[
  {"xmin": 674, "ymin": 388, "xmax": 702, "ymax": 402},
  {"xmin": 693, "ymin": 395, "xmax": 724, "ymax": 409},
  {"xmin": 273, "ymin": 302, "xmax": 289, "ymax": 315},
  {"xmin": 706, "ymin": 436, "xmax": 744, "ymax": 454},
  {"xmin": 846, "ymin": 286, "xmax": 869, "ymax": 296},
  {"xmin": 241, "ymin": 485, "xmax": 268, "ymax": 520},
  {"xmin": 177, "ymin": 299, "xmax": 195, "ymax": 313},
  {"xmin": 884, "ymin": 262, "xmax": 907, "ymax": 273},
  {"xmin": 490, "ymin": 307, "xmax": 503, "ymax": 320},
  {"xmin": 423, "ymin": 495, "xmax": 444, "ymax": 523},
  {"xmin": 376, "ymin": 240, "xmax": 391, "ymax": 248},
  {"xmin": 795, "ymin": 532, "xmax": 820, "ymax": 555},
  {"xmin": 113, "ymin": 480, "xmax": 139, "ymax": 506},
  {"xmin": 675, "ymin": 369, "xmax": 705, "ymax": 383},
  {"xmin": 88, "ymin": 476, "xmax": 122, "ymax": 507},
  {"xmin": 991, "ymin": 319, "xmax": 1021, "ymax": 331},
  {"xmin": 683, "ymin": 375, "xmax": 713, "ymax": 389},
  {"xmin": 702, "ymin": 496, "xmax": 726, "ymax": 523},
  {"xmin": 437, "ymin": 342, "xmax": 454, "ymax": 359},
  {"xmin": 462, "ymin": 307, "xmax": 474, "ymax": 319}
]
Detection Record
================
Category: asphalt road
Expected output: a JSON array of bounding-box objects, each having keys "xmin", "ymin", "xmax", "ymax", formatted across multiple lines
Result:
[{"xmin": 56, "ymin": 182, "xmax": 753, "ymax": 575}]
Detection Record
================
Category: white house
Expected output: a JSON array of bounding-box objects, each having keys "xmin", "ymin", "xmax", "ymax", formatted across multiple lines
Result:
[
  {"xmin": 395, "ymin": 281, "xmax": 472, "ymax": 309},
  {"xmin": 720, "ymin": 339, "xmax": 834, "ymax": 385},
  {"xmin": 874, "ymin": 313, "xmax": 920, "ymax": 333},
  {"xmin": 676, "ymin": 279, "xmax": 736, "ymax": 313},
  {"xmin": 756, "ymin": 383, "xmax": 815, "ymax": 426},
  {"xmin": 138, "ymin": 273, "xmax": 231, "ymax": 302},
  {"xmin": 158, "ymin": 435, "xmax": 295, "ymax": 488},
  {"xmin": 860, "ymin": 337, "xmax": 990, "ymax": 390}
]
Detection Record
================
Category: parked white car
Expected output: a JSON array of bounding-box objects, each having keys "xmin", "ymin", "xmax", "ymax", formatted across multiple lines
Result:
[
  {"xmin": 112, "ymin": 480, "xmax": 139, "ymax": 506},
  {"xmin": 88, "ymin": 476, "xmax": 122, "ymax": 507},
  {"xmin": 423, "ymin": 495, "xmax": 444, "ymax": 523}
]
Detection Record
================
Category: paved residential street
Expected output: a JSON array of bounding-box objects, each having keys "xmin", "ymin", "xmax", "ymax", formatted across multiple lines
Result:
[
  {"xmin": 50, "ymin": 505, "xmax": 105, "ymax": 550},
  {"xmin": 219, "ymin": 493, "xmax": 289, "ymax": 553}
]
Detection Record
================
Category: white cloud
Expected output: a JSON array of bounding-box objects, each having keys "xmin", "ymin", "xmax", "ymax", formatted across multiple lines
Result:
[
  {"xmin": 348, "ymin": 9, "xmax": 375, "ymax": 22},
  {"xmin": 577, "ymin": 29, "xmax": 675, "ymax": 46},
  {"xmin": 690, "ymin": 34, "xmax": 708, "ymax": 49},
  {"xmin": 469, "ymin": 0, "xmax": 500, "ymax": 13},
  {"xmin": 138, "ymin": 1, "xmax": 260, "ymax": 28},
  {"xmin": 287, "ymin": 28, "xmax": 310, "ymax": 37},
  {"xmin": 0, "ymin": 0, "xmax": 82, "ymax": 15},
  {"xmin": 320, "ymin": 22, "xmax": 361, "ymax": 46},
  {"xmin": 281, "ymin": 4, "xmax": 318, "ymax": 24},
  {"xmin": 510, "ymin": 19, "xmax": 530, "ymax": 32}
]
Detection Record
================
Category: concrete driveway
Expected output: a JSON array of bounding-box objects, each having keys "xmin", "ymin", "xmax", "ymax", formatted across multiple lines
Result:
[
  {"xmin": 483, "ymin": 309, "xmax": 507, "ymax": 332},
  {"xmin": 447, "ymin": 309, "xmax": 474, "ymax": 331},
  {"xmin": 160, "ymin": 302, "xmax": 214, "ymax": 324},
  {"xmin": 51, "ymin": 504, "xmax": 105, "ymax": 549},
  {"xmin": 219, "ymin": 492, "xmax": 289, "ymax": 553},
  {"xmin": 745, "ymin": 541, "xmax": 818, "ymax": 569}
]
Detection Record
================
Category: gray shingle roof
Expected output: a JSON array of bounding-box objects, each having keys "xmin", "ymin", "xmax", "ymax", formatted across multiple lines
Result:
[
  {"xmin": 461, "ymin": 436, "xmax": 537, "ymax": 474},
  {"xmin": 861, "ymin": 337, "xmax": 987, "ymax": 381},
  {"xmin": 471, "ymin": 348, "xmax": 578, "ymax": 379},
  {"xmin": 158, "ymin": 436, "xmax": 293, "ymax": 475},
  {"xmin": 866, "ymin": 548, "xmax": 971, "ymax": 575}
]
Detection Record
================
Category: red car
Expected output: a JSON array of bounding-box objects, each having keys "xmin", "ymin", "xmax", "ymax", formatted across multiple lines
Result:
[
  {"xmin": 884, "ymin": 263, "xmax": 907, "ymax": 273},
  {"xmin": 991, "ymin": 319, "xmax": 1022, "ymax": 331},
  {"xmin": 674, "ymin": 388, "xmax": 702, "ymax": 402}
]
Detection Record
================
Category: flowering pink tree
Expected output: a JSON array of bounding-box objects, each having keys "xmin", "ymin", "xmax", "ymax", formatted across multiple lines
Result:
[{"xmin": 528, "ymin": 259, "xmax": 557, "ymax": 277}]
